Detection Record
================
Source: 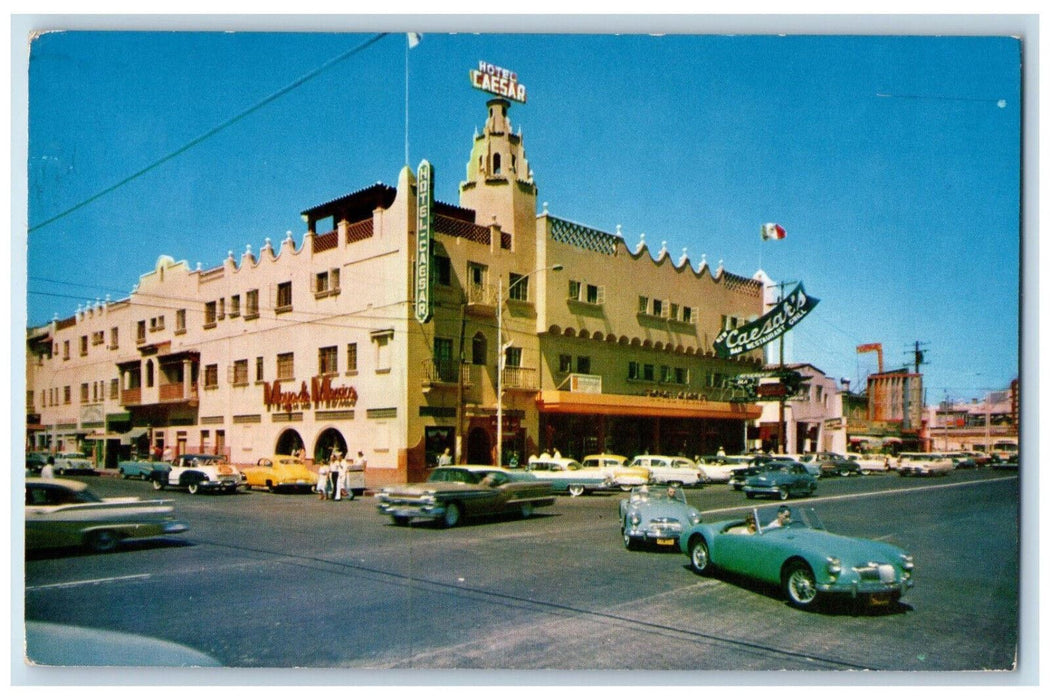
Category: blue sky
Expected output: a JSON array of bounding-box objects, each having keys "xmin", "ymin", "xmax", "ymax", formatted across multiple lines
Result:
[{"xmin": 22, "ymin": 28, "xmax": 1023, "ymax": 402}]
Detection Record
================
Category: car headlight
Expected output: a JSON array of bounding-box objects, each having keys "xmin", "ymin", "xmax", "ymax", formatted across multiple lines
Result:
[
  {"xmin": 688, "ymin": 513, "xmax": 701, "ymax": 525},
  {"xmin": 900, "ymin": 553, "xmax": 914, "ymax": 579},
  {"xmin": 825, "ymin": 556, "xmax": 842, "ymax": 580},
  {"xmin": 629, "ymin": 513, "xmax": 641, "ymax": 526}
]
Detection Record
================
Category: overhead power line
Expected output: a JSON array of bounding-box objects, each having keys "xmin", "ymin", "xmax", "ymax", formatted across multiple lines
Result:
[{"xmin": 28, "ymin": 32, "xmax": 391, "ymax": 234}]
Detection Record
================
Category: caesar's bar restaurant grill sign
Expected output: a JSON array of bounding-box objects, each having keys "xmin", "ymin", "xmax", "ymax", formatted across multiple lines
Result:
[
  {"xmin": 713, "ymin": 283, "xmax": 819, "ymax": 358},
  {"xmin": 469, "ymin": 61, "xmax": 527, "ymax": 103},
  {"xmin": 415, "ymin": 160, "xmax": 434, "ymax": 324},
  {"xmin": 263, "ymin": 377, "xmax": 359, "ymax": 413}
]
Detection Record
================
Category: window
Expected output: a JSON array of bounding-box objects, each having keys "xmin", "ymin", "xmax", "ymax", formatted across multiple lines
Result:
[
  {"xmin": 434, "ymin": 338, "xmax": 453, "ymax": 363},
  {"xmin": 670, "ymin": 303, "xmax": 679, "ymax": 321},
  {"xmin": 638, "ymin": 296, "xmax": 649, "ymax": 314},
  {"xmin": 433, "ymin": 255, "xmax": 451, "ymax": 286},
  {"xmin": 146, "ymin": 360, "xmax": 154, "ymax": 388},
  {"xmin": 675, "ymin": 367, "xmax": 689, "ymax": 385},
  {"xmin": 493, "ymin": 153, "xmax": 502, "ymax": 175},
  {"xmin": 217, "ymin": 299, "xmax": 225, "ymax": 320},
  {"xmin": 150, "ymin": 315, "xmax": 165, "ymax": 331},
  {"xmin": 505, "ymin": 346, "xmax": 522, "ymax": 368},
  {"xmin": 109, "ymin": 327, "xmax": 119, "ymax": 349},
  {"xmin": 277, "ymin": 353, "xmax": 295, "ymax": 381},
  {"xmin": 682, "ymin": 306, "xmax": 694, "ymax": 324},
  {"xmin": 643, "ymin": 364, "xmax": 655, "ymax": 382},
  {"xmin": 568, "ymin": 280, "xmax": 582, "ymax": 301},
  {"xmin": 255, "ymin": 356, "xmax": 264, "ymax": 382},
  {"xmin": 628, "ymin": 361, "xmax": 640, "ymax": 380},
  {"xmin": 660, "ymin": 365, "xmax": 673, "ymax": 383},
  {"xmin": 91, "ymin": 330, "xmax": 104, "ymax": 346},
  {"xmin": 471, "ymin": 333, "xmax": 487, "ymax": 365},
  {"xmin": 468, "ymin": 262, "xmax": 487, "ymax": 288},
  {"xmin": 319, "ymin": 346, "xmax": 339, "ymax": 375},
  {"xmin": 229, "ymin": 295, "xmax": 240, "ymax": 318},
  {"xmin": 314, "ymin": 269, "xmax": 340, "ymax": 297},
  {"xmin": 346, "ymin": 343, "xmax": 358, "ymax": 373},
  {"xmin": 276, "ymin": 281, "xmax": 293, "ymax": 312},
  {"xmin": 559, "ymin": 354, "xmax": 573, "ymax": 373},
  {"xmin": 245, "ymin": 289, "xmax": 260, "ymax": 319},
  {"xmin": 576, "ymin": 356, "xmax": 591, "ymax": 374},
  {"xmin": 80, "ymin": 383, "xmax": 89, "ymax": 403},
  {"xmin": 204, "ymin": 364, "xmax": 219, "ymax": 389},
  {"xmin": 204, "ymin": 301, "xmax": 217, "ymax": 327},
  {"xmin": 79, "ymin": 336, "xmax": 88, "ymax": 356},
  {"xmin": 373, "ymin": 333, "xmax": 391, "ymax": 374},
  {"xmin": 586, "ymin": 284, "xmax": 604, "ymax": 305},
  {"xmin": 175, "ymin": 310, "xmax": 186, "ymax": 333},
  {"xmin": 508, "ymin": 273, "xmax": 528, "ymax": 301},
  {"xmin": 652, "ymin": 299, "xmax": 664, "ymax": 318},
  {"xmin": 63, "ymin": 340, "xmax": 70, "ymax": 360},
  {"xmin": 232, "ymin": 359, "xmax": 249, "ymax": 386},
  {"xmin": 110, "ymin": 378, "xmax": 119, "ymax": 400}
]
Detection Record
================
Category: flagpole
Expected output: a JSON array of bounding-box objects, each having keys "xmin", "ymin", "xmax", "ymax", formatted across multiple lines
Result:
[{"xmin": 405, "ymin": 36, "xmax": 410, "ymax": 166}]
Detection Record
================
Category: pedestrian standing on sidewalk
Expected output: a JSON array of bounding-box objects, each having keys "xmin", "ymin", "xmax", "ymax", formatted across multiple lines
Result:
[{"xmin": 316, "ymin": 462, "xmax": 330, "ymax": 500}]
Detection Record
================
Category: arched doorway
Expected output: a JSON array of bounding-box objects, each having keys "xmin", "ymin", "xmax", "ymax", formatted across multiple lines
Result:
[
  {"xmin": 467, "ymin": 427, "xmax": 492, "ymax": 465},
  {"xmin": 275, "ymin": 429, "xmax": 304, "ymax": 457},
  {"xmin": 315, "ymin": 428, "xmax": 348, "ymax": 464}
]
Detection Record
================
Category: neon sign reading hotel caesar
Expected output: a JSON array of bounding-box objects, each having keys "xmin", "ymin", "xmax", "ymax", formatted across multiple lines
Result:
[
  {"xmin": 263, "ymin": 376, "xmax": 359, "ymax": 413},
  {"xmin": 469, "ymin": 60, "xmax": 527, "ymax": 103}
]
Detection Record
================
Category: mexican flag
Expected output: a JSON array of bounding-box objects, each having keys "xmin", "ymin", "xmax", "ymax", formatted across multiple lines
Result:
[{"xmin": 761, "ymin": 223, "xmax": 786, "ymax": 240}]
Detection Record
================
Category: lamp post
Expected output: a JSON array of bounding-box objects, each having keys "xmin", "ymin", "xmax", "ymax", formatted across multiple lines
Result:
[{"xmin": 496, "ymin": 264, "xmax": 563, "ymax": 468}]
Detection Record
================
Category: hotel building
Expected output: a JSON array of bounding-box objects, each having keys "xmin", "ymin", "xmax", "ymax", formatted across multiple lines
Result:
[{"xmin": 26, "ymin": 96, "xmax": 765, "ymax": 487}]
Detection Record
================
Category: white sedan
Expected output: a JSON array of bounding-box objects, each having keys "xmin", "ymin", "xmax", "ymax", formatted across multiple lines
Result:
[{"xmin": 626, "ymin": 455, "xmax": 704, "ymax": 487}]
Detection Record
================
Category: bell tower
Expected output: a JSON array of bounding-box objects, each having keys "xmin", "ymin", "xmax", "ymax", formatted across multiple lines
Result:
[{"xmin": 459, "ymin": 98, "xmax": 538, "ymax": 247}]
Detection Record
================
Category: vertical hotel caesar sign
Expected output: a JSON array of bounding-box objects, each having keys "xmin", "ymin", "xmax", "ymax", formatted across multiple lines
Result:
[{"xmin": 415, "ymin": 160, "xmax": 433, "ymax": 324}]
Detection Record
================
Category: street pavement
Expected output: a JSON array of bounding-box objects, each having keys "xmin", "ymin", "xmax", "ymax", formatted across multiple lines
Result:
[{"xmin": 20, "ymin": 469, "xmax": 1021, "ymax": 679}]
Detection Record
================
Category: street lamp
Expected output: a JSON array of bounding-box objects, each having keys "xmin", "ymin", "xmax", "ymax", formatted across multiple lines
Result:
[{"xmin": 496, "ymin": 263, "xmax": 563, "ymax": 467}]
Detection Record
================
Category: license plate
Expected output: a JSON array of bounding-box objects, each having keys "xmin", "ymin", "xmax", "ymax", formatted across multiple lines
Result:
[{"xmin": 656, "ymin": 538, "xmax": 675, "ymax": 546}]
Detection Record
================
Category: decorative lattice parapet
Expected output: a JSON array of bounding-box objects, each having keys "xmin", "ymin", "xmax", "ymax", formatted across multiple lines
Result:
[{"xmin": 548, "ymin": 216, "xmax": 620, "ymax": 256}]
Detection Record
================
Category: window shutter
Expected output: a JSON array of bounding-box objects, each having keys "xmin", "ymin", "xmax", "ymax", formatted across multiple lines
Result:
[{"xmin": 596, "ymin": 286, "xmax": 605, "ymax": 304}]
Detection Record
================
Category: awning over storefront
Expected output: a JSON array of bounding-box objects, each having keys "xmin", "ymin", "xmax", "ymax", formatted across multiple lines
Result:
[
  {"xmin": 536, "ymin": 391, "xmax": 761, "ymax": 420},
  {"xmin": 85, "ymin": 432, "xmax": 121, "ymax": 440},
  {"xmin": 120, "ymin": 427, "xmax": 149, "ymax": 445}
]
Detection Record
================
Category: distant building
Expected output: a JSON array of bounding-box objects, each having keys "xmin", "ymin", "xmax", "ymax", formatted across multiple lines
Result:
[
  {"xmin": 25, "ymin": 96, "xmax": 765, "ymax": 485},
  {"xmin": 749, "ymin": 363, "xmax": 847, "ymax": 455},
  {"xmin": 923, "ymin": 380, "xmax": 1019, "ymax": 454}
]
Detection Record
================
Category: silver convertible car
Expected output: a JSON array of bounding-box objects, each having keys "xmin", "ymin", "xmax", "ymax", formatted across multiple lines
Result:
[
  {"xmin": 619, "ymin": 485, "xmax": 702, "ymax": 550},
  {"xmin": 679, "ymin": 505, "xmax": 914, "ymax": 610}
]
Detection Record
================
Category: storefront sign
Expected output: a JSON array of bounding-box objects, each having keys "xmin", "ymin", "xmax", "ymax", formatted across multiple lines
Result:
[
  {"xmin": 568, "ymin": 373, "xmax": 602, "ymax": 394},
  {"xmin": 469, "ymin": 61, "xmax": 527, "ymax": 103},
  {"xmin": 713, "ymin": 283, "xmax": 819, "ymax": 358},
  {"xmin": 263, "ymin": 377, "xmax": 359, "ymax": 413},
  {"xmin": 415, "ymin": 160, "xmax": 433, "ymax": 324}
]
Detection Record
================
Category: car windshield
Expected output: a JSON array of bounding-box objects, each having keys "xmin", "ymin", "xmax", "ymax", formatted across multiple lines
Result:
[
  {"xmin": 426, "ymin": 468, "xmax": 479, "ymax": 484},
  {"xmin": 657, "ymin": 487, "xmax": 687, "ymax": 504},
  {"xmin": 755, "ymin": 505, "xmax": 825, "ymax": 531}
]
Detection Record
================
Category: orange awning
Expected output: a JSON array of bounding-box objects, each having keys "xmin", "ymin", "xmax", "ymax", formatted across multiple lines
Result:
[{"xmin": 536, "ymin": 390, "xmax": 761, "ymax": 420}]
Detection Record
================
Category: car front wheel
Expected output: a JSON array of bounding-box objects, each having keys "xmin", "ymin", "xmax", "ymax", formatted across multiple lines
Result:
[
  {"xmin": 520, "ymin": 503, "xmax": 534, "ymax": 519},
  {"xmin": 778, "ymin": 487, "xmax": 789, "ymax": 501},
  {"xmin": 442, "ymin": 502, "xmax": 461, "ymax": 528},
  {"xmin": 783, "ymin": 560, "xmax": 819, "ymax": 609},
  {"xmin": 86, "ymin": 530, "xmax": 119, "ymax": 554},
  {"xmin": 689, "ymin": 537, "xmax": 711, "ymax": 575},
  {"xmin": 187, "ymin": 482, "xmax": 201, "ymax": 495},
  {"xmin": 622, "ymin": 529, "xmax": 636, "ymax": 550},
  {"xmin": 568, "ymin": 484, "xmax": 585, "ymax": 498},
  {"xmin": 151, "ymin": 479, "xmax": 165, "ymax": 491}
]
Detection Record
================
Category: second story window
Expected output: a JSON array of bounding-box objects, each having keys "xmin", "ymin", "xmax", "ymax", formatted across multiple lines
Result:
[
  {"xmin": 433, "ymin": 255, "xmax": 451, "ymax": 286},
  {"xmin": 508, "ymin": 273, "xmax": 528, "ymax": 301},
  {"xmin": 314, "ymin": 269, "xmax": 340, "ymax": 298},
  {"xmin": 277, "ymin": 352, "xmax": 295, "ymax": 381},
  {"xmin": 276, "ymin": 282, "xmax": 293, "ymax": 313},
  {"xmin": 175, "ymin": 309, "xmax": 186, "ymax": 333},
  {"xmin": 245, "ymin": 289, "xmax": 260, "ymax": 319},
  {"xmin": 255, "ymin": 356, "xmax": 264, "ymax": 383},
  {"xmin": 232, "ymin": 359, "xmax": 249, "ymax": 386},
  {"xmin": 229, "ymin": 294, "xmax": 241, "ymax": 318},
  {"xmin": 79, "ymin": 336, "xmax": 88, "ymax": 356},
  {"xmin": 204, "ymin": 364, "xmax": 219, "ymax": 389},
  {"xmin": 137, "ymin": 320, "xmax": 146, "ymax": 343},
  {"xmin": 204, "ymin": 301, "xmax": 217, "ymax": 327},
  {"xmin": 346, "ymin": 343, "xmax": 358, "ymax": 373},
  {"xmin": 318, "ymin": 346, "xmax": 338, "ymax": 375}
]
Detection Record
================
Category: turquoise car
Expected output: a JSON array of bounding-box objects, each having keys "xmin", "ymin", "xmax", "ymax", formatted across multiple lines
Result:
[
  {"xmin": 679, "ymin": 505, "xmax": 914, "ymax": 610},
  {"xmin": 619, "ymin": 485, "xmax": 702, "ymax": 550},
  {"xmin": 118, "ymin": 459, "xmax": 164, "ymax": 480}
]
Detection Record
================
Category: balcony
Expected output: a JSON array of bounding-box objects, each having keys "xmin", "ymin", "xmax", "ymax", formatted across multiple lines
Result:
[
  {"xmin": 159, "ymin": 382, "xmax": 199, "ymax": 404},
  {"xmin": 501, "ymin": 366, "xmax": 538, "ymax": 392},
  {"xmin": 421, "ymin": 359, "xmax": 482, "ymax": 392},
  {"xmin": 121, "ymin": 388, "xmax": 142, "ymax": 406},
  {"xmin": 465, "ymin": 283, "xmax": 499, "ymax": 316}
]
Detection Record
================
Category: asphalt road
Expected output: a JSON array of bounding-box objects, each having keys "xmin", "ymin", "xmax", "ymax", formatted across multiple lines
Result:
[{"xmin": 21, "ymin": 469, "xmax": 1021, "ymax": 677}]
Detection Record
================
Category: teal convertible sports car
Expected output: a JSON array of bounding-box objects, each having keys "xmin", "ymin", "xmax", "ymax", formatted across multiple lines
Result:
[{"xmin": 679, "ymin": 505, "xmax": 914, "ymax": 610}]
